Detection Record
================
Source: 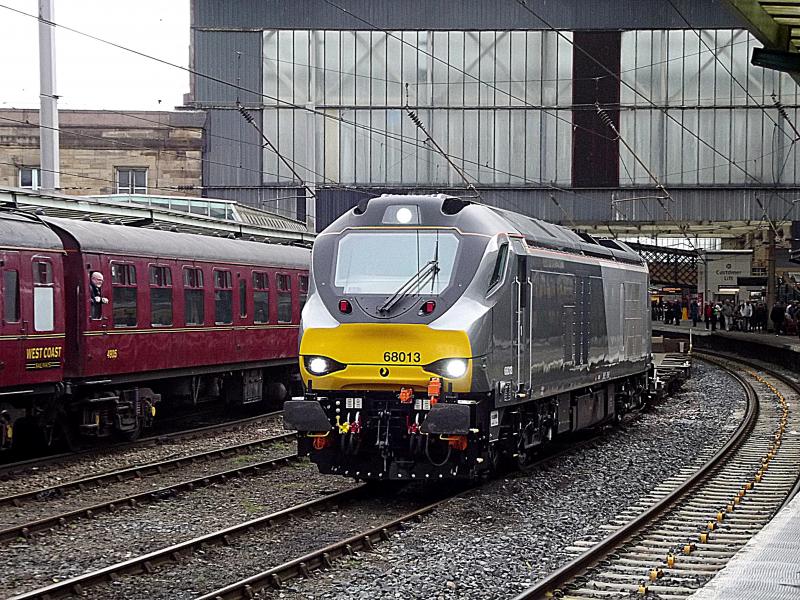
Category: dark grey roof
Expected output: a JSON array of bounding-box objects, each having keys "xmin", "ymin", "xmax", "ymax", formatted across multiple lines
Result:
[
  {"xmin": 44, "ymin": 217, "xmax": 309, "ymax": 269},
  {"xmin": 0, "ymin": 212, "xmax": 64, "ymax": 251}
]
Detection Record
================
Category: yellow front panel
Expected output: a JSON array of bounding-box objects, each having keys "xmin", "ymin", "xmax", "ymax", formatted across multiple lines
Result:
[{"xmin": 299, "ymin": 323, "xmax": 472, "ymax": 392}]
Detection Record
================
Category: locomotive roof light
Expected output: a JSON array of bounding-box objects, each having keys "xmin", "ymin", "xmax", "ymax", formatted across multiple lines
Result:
[{"xmin": 382, "ymin": 204, "xmax": 420, "ymax": 225}]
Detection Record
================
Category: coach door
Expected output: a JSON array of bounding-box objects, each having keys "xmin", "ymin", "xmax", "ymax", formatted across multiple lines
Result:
[
  {"xmin": 513, "ymin": 255, "xmax": 531, "ymax": 393},
  {"xmin": 1, "ymin": 252, "xmax": 24, "ymax": 337}
]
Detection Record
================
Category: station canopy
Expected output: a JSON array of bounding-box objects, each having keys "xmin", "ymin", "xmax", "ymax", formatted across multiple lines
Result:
[{"xmin": 0, "ymin": 187, "xmax": 313, "ymax": 246}]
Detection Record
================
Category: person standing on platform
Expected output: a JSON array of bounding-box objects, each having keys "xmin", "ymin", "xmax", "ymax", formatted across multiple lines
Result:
[
  {"xmin": 690, "ymin": 299, "xmax": 699, "ymax": 327},
  {"xmin": 704, "ymin": 302, "xmax": 712, "ymax": 330},
  {"xmin": 771, "ymin": 301, "xmax": 785, "ymax": 334},
  {"xmin": 722, "ymin": 300, "xmax": 733, "ymax": 331},
  {"xmin": 743, "ymin": 301, "xmax": 753, "ymax": 332}
]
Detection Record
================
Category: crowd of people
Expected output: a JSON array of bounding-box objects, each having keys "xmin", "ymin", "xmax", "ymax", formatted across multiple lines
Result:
[{"xmin": 652, "ymin": 298, "xmax": 800, "ymax": 336}]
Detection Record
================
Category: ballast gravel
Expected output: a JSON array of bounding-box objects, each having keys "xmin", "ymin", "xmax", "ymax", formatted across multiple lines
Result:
[
  {"xmin": 260, "ymin": 361, "xmax": 746, "ymax": 600},
  {"xmin": 0, "ymin": 454, "xmax": 354, "ymax": 598}
]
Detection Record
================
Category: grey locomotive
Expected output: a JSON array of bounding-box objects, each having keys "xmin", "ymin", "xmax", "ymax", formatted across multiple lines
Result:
[{"xmin": 285, "ymin": 194, "xmax": 651, "ymax": 481}]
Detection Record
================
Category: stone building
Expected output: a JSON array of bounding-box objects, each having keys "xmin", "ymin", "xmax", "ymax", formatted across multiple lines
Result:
[{"xmin": 0, "ymin": 109, "xmax": 205, "ymax": 196}]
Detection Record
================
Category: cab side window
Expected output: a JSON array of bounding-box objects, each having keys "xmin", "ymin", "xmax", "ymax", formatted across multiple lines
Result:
[
  {"xmin": 111, "ymin": 263, "xmax": 137, "ymax": 327},
  {"xmin": 32, "ymin": 260, "xmax": 54, "ymax": 331},
  {"xmin": 488, "ymin": 243, "xmax": 509, "ymax": 291}
]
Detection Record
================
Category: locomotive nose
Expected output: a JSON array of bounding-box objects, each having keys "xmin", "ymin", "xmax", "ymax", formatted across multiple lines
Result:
[{"xmin": 299, "ymin": 323, "xmax": 473, "ymax": 393}]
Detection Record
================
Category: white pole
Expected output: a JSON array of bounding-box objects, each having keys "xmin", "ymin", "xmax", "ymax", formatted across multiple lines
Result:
[{"xmin": 38, "ymin": 0, "xmax": 60, "ymax": 191}]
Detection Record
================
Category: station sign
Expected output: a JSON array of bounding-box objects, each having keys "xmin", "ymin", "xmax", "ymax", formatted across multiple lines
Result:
[{"xmin": 697, "ymin": 250, "xmax": 753, "ymax": 294}]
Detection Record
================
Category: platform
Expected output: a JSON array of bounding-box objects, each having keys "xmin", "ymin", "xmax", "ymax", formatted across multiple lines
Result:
[
  {"xmin": 688, "ymin": 492, "xmax": 800, "ymax": 600},
  {"xmin": 652, "ymin": 321, "xmax": 800, "ymax": 371}
]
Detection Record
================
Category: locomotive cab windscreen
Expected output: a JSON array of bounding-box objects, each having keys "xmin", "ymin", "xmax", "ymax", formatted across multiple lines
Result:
[{"xmin": 333, "ymin": 228, "xmax": 461, "ymax": 316}]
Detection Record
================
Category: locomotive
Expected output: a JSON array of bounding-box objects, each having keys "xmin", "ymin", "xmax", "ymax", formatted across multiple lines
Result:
[
  {"xmin": 285, "ymin": 194, "xmax": 651, "ymax": 481},
  {"xmin": 0, "ymin": 212, "xmax": 309, "ymax": 450}
]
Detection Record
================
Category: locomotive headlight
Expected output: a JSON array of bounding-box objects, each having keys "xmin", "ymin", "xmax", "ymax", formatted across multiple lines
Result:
[
  {"xmin": 444, "ymin": 359, "xmax": 468, "ymax": 378},
  {"xmin": 308, "ymin": 357, "xmax": 329, "ymax": 374},
  {"xmin": 425, "ymin": 358, "xmax": 469, "ymax": 379},
  {"xmin": 304, "ymin": 356, "xmax": 346, "ymax": 376}
]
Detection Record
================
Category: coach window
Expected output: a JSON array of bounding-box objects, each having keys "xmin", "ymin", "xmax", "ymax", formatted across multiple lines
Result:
[
  {"xmin": 214, "ymin": 269, "xmax": 233, "ymax": 325},
  {"xmin": 111, "ymin": 263, "xmax": 137, "ymax": 327},
  {"xmin": 32, "ymin": 259, "xmax": 54, "ymax": 331},
  {"xmin": 253, "ymin": 272, "xmax": 269, "ymax": 324},
  {"xmin": 299, "ymin": 275, "xmax": 309, "ymax": 312},
  {"xmin": 149, "ymin": 265, "xmax": 173, "ymax": 327},
  {"xmin": 3, "ymin": 270, "xmax": 20, "ymax": 323},
  {"xmin": 183, "ymin": 267, "xmax": 204, "ymax": 325},
  {"xmin": 239, "ymin": 277, "xmax": 247, "ymax": 319},
  {"xmin": 277, "ymin": 273, "xmax": 292, "ymax": 323}
]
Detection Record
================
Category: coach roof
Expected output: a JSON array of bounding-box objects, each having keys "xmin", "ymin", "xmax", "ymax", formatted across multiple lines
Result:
[
  {"xmin": 44, "ymin": 217, "xmax": 309, "ymax": 269},
  {"xmin": 0, "ymin": 212, "xmax": 64, "ymax": 251}
]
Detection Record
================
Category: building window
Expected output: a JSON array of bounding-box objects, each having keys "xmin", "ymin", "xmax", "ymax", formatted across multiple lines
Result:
[
  {"xmin": 149, "ymin": 265, "xmax": 173, "ymax": 327},
  {"xmin": 214, "ymin": 269, "xmax": 233, "ymax": 324},
  {"xmin": 3, "ymin": 270, "xmax": 20, "ymax": 323},
  {"xmin": 183, "ymin": 267, "xmax": 205, "ymax": 325},
  {"xmin": 111, "ymin": 263, "xmax": 137, "ymax": 327},
  {"xmin": 277, "ymin": 273, "xmax": 292, "ymax": 323},
  {"xmin": 19, "ymin": 167, "xmax": 40, "ymax": 190},
  {"xmin": 253, "ymin": 271, "xmax": 269, "ymax": 324},
  {"xmin": 116, "ymin": 168, "xmax": 147, "ymax": 194},
  {"xmin": 32, "ymin": 260, "xmax": 54, "ymax": 332}
]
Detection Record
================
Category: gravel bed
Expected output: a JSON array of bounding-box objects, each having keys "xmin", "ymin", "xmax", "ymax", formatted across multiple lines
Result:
[
  {"xmin": 256, "ymin": 361, "xmax": 746, "ymax": 600},
  {"xmin": 0, "ymin": 457, "xmax": 354, "ymax": 598},
  {"xmin": 0, "ymin": 441, "xmax": 295, "ymax": 530},
  {"xmin": 77, "ymin": 488, "xmax": 441, "ymax": 600},
  {"xmin": 0, "ymin": 414, "xmax": 285, "ymax": 497}
]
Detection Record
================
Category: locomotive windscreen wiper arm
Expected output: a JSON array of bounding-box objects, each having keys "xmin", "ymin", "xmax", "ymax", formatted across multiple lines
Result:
[{"xmin": 378, "ymin": 260, "xmax": 440, "ymax": 313}]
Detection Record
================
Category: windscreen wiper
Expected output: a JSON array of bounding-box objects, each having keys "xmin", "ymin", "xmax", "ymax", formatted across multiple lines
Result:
[{"xmin": 378, "ymin": 259, "xmax": 440, "ymax": 314}]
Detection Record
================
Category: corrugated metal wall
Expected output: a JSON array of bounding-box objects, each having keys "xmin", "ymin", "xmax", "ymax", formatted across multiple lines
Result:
[
  {"xmin": 191, "ymin": 0, "xmax": 800, "ymax": 231},
  {"xmin": 314, "ymin": 187, "xmax": 799, "ymax": 231},
  {"xmin": 193, "ymin": 31, "xmax": 262, "ymax": 106},
  {"xmin": 193, "ymin": 0, "xmax": 740, "ymax": 30}
]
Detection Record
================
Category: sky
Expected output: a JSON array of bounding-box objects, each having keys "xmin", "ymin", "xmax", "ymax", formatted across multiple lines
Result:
[{"xmin": 0, "ymin": 0, "xmax": 190, "ymax": 111}]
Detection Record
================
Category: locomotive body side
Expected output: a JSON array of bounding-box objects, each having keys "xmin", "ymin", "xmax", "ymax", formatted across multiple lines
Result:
[{"xmin": 286, "ymin": 195, "xmax": 651, "ymax": 481}]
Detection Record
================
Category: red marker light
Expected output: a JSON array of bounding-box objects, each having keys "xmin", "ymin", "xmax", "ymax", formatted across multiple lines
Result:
[
  {"xmin": 421, "ymin": 300, "xmax": 436, "ymax": 315},
  {"xmin": 339, "ymin": 299, "xmax": 352, "ymax": 314}
]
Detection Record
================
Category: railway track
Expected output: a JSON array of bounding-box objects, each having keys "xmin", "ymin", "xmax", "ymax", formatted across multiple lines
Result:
[
  {"xmin": 7, "ymin": 429, "xmax": 612, "ymax": 599},
  {"xmin": 514, "ymin": 352, "xmax": 800, "ymax": 600},
  {"xmin": 0, "ymin": 432, "xmax": 295, "ymax": 509},
  {"xmin": 0, "ymin": 410, "xmax": 283, "ymax": 480},
  {"xmin": 0, "ymin": 433, "xmax": 298, "ymax": 543}
]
